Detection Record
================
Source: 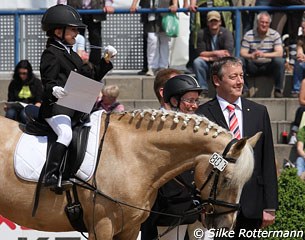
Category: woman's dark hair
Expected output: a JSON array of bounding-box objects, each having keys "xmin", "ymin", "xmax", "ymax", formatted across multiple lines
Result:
[{"xmin": 12, "ymin": 59, "xmax": 34, "ymax": 85}]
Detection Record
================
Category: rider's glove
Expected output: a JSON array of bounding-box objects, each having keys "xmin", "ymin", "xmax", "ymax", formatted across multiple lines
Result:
[
  {"xmin": 104, "ymin": 45, "xmax": 117, "ymax": 61},
  {"xmin": 52, "ymin": 86, "xmax": 67, "ymax": 99}
]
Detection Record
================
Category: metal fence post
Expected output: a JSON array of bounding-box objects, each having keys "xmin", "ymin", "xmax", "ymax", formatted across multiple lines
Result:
[
  {"xmin": 234, "ymin": 8, "xmax": 241, "ymax": 58},
  {"xmin": 14, "ymin": 12, "xmax": 20, "ymax": 66}
]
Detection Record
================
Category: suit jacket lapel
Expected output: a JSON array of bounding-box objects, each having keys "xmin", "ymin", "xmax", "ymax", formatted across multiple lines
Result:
[{"xmin": 207, "ymin": 98, "xmax": 229, "ymax": 130}]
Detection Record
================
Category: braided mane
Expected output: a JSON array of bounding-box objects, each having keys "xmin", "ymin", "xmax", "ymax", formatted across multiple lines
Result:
[
  {"xmin": 114, "ymin": 109, "xmax": 232, "ymax": 138},
  {"xmin": 115, "ymin": 109, "xmax": 253, "ymax": 186}
]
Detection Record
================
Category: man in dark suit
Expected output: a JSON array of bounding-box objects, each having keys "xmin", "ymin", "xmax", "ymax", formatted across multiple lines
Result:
[{"xmin": 196, "ymin": 56, "xmax": 278, "ymax": 239}]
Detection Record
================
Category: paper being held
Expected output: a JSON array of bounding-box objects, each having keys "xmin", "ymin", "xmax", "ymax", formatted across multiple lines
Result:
[{"xmin": 57, "ymin": 71, "xmax": 103, "ymax": 114}]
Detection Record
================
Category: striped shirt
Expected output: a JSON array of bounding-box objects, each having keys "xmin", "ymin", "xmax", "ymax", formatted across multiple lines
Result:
[{"xmin": 241, "ymin": 28, "xmax": 282, "ymax": 63}]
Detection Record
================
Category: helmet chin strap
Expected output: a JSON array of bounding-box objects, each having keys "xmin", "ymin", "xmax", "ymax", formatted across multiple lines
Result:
[
  {"xmin": 169, "ymin": 96, "xmax": 181, "ymax": 111},
  {"xmin": 54, "ymin": 26, "xmax": 69, "ymax": 46},
  {"xmin": 61, "ymin": 27, "xmax": 69, "ymax": 45}
]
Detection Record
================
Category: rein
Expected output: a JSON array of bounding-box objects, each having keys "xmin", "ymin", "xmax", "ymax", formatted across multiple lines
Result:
[
  {"xmin": 71, "ymin": 175, "xmax": 202, "ymax": 219},
  {"xmin": 198, "ymin": 138, "xmax": 240, "ymax": 217},
  {"xmin": 71, "ymin": 175, "xmax": 205, "ymax": 239}
]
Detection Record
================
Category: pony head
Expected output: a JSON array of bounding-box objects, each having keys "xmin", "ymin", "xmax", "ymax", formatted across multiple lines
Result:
[{"xmin": 194, "ymin": 132, "xmax": 261, "ymax": 230}]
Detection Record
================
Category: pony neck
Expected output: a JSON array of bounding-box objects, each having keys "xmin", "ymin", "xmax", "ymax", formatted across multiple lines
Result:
[{"xmin": 104, "ymin": 110, "xmax": 232, "ymax": 192}]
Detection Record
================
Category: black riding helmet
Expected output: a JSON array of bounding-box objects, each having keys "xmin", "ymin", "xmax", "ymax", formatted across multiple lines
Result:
[
  {"xmin": 41, "ymin": 4, "xmax": 87, "ymax": 32},
  {"xmin": 163, "ymin": 74, "xmax": 203, "ymax": 107}
]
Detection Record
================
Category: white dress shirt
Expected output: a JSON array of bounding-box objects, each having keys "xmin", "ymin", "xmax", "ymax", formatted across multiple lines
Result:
[{"xmin": 216, "ymin": 95, "xmax": 243, "ymax": 138}]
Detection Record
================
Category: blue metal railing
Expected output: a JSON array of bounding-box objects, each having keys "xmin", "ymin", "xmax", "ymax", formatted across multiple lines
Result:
[{"xmin": 1, "ymin": 5, "xmax": 305, "ymax": 66}]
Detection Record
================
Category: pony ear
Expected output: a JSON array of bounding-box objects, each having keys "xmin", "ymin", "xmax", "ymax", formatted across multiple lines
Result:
[
  {"xmin": 230, "ymin": 138, "xmax": 247, "ymax": 156},
  {"xmin": 247, "ymin": 132, "xmax": 262, "ymax": 148}
]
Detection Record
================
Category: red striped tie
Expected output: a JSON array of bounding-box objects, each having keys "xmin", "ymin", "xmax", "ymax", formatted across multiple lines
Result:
[{"xmin": 227, "ymin": 104, "xmax": 241, "ymax": 139}]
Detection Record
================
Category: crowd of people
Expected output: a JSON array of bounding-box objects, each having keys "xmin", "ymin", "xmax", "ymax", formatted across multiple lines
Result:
[{"xmin": 4, "ymin": 1, "xmax": 305, "ymax": 239}]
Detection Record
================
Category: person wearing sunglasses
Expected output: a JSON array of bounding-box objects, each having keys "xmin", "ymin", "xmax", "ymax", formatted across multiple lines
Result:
[
  {"xmin": 5, "ymin": 59, "xmax": 43, "ymax": 124},
  {"xmin": 163, "ymin": 74, "xmax": 203, "ymax": 114}
]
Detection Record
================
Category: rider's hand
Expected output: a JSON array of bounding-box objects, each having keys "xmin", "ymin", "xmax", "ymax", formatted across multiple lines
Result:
[
  {"xmin": 52, "ymin": 86, "xmax": 67, "ymax": 99},
  {"xmin": 104, "ymin": 45, "xmax": 117, "ymax": 61}
]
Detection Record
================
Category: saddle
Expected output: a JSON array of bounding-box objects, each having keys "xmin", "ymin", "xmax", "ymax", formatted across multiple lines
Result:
[
  {"xmin": 22, "ymin": 105, "xmax": 90, "ymax": 233},
  {"xmin": 23, "ymin": 105, "xmax": 91, "ymax": 180}
]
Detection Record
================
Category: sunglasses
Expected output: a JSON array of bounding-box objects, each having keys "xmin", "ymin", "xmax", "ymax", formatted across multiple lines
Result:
[{"xmin": 181, "ymin": 98, "xmax": 201, "ymax": 105}]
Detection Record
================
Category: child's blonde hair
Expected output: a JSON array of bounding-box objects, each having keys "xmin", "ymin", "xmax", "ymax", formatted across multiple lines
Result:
[{"xmin": 102, "ymin": 85, "xmax": 120, "ymax": 98}]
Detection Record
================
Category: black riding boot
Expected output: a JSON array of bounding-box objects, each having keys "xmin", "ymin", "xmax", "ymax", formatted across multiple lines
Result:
[{"xmin": 44, "ymin": 142, "xmax": 67, "ymax": 188}]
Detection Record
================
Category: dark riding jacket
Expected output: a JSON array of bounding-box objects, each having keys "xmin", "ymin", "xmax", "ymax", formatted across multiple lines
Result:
[{"xmin": 39, "ymin": 39, "xmax": 112, "ymax": 120}]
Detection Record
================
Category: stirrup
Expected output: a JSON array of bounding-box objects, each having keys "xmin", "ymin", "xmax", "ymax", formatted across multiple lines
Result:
[
  {"xmin": 50, "ymin": 180, "xmax": 73, "ymax": 195},
  {"xmin": 46, "ymin": 174, "xmax": 73, "ymax": 195}
]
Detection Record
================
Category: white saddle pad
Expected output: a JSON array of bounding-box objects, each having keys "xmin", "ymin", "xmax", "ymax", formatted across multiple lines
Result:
[{"xmin": 14, "ymin": 110, "xmax": 104, "ymax": 182}]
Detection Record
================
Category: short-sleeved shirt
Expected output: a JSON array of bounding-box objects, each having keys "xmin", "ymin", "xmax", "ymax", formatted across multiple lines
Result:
[
  {"xmin": 297, "ymin": 126, "xmax": 305, "ymax": 147},
  {"xmin": 72, "ymin": 34, "xmax": 85, "ymax": 52},
  {"xmin": 240, "ymin": 28, "xmax": 282, "ymax": 63}
]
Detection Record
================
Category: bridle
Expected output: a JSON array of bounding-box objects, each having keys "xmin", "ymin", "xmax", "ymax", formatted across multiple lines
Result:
[{"xmin": 197, "ymin": 138, "xmax": 241, "ymax": 217}]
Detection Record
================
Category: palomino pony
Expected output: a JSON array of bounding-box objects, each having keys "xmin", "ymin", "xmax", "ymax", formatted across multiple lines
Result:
[{"xmin": 0, "ymin": 109, "xmax": 260, "ymax": 239}]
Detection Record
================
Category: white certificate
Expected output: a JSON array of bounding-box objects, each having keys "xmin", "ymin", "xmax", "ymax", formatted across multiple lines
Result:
[{"xmin": 57, "ymin": 71, "xmax": 103, "ymax": 114}]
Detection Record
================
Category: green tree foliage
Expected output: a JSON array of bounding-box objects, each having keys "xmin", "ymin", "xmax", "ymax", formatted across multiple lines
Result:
[{"xmin": 260, "ymin": 168, "xmax": 305, "ymax": 240}]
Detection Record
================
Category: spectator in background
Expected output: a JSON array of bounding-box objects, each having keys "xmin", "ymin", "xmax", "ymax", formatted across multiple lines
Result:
[
  {"xmin": 57, "ymin": 0, "xmax": 114, "ymax": 65},
  {"xmin": 270, "ymin": 0, "xmax": 304, "ymax": 70},
  {"xmin": 288, "ymin": 79, "xmax": 305, "ymax": 145},
  {"xmin": 185, "ymin": 0, "xmax": 200, "ymax": 73},
  {"xmin": 92, "ymin": 84, "xmax": 124, "ymax": 112},
  {"xmin": 296, "ymin": 124, "xmax": 305, "ymax": 176},
  {"xmin": 73, "ymin": 33, "xmax": 89, "ymax": 62},
  {"xmin": 4, "ymin": 60, "xmax": 43, "ymax": 124},
  {"xmin": 130, "ymin": 0, "xmax": 148, "ymax": 75},
  {"xmin": 132, "ymin": 0, "xmax": 191, "ymax": 76},
  {"xmin": 130, "ymin": 0, "xmax": 179, "ymax": 77},
  {"xmin": 193, "ymin": 10, "xmax": 234, "ymax": 97},
  {"xmin": 240, "ymin": 12, "xmax": 285, "ymax": 98},
  {"xmin": 232, "ymin": 0, "xmax": 256, "ymax": 34},
  {"xmin": 153, "ymin": 68, "xmax": 183, "ymax": 107},
  {"xmin": 291, "ymin": 20, "xmax": 305, "ymax": 98}
]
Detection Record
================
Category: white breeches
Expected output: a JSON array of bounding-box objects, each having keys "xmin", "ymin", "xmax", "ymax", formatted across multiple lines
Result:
[
  {"xmin": 147, "ymin": 32, "xmax": 170, "ymax": 69},
  {"xmin": 45, "ymin": 115, "xmax": 73, "ymax": 147}
]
